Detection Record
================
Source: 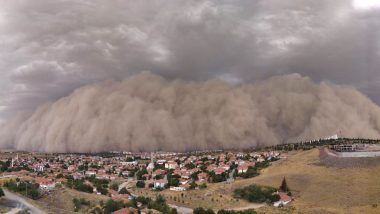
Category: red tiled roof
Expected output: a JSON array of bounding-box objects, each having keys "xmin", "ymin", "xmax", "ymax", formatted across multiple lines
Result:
[{"xmin": 112, "ymin": 207, "xmax": 138, "ymax": 214}]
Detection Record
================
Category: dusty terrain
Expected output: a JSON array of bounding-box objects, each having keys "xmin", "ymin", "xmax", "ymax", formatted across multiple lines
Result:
[
  {"xmin": 34, "ymin": 187, "xmax": 109, "ymax": 214},
  {"xmin": 132, "ymin": 148, "xmax": 380, "ymax": 214},
  {"xmin": 254, "ymin": 148, "xmax": 380, "ymax": 214}
]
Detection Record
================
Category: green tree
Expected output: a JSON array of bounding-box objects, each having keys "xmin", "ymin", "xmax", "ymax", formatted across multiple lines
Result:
[
  {"xmin": 234, "ymin": 184, "xmax": 279, "ymax": 203},
  {"xmin": 103, "ymin": 199, "xmax": 124, "ymax": 214},
  {"xmin": 136, "ymin": 180, "xmax": 145, "ymax": 188},
  {"xmin": 0, "ymin": 187, "xmax": 4, "ymax": 197},
  {"xmin": 118, "ymin": 187, "xmax": 130, "ymax": 195},
  {"xmin": 109, "ymin": 182, "xmax": 119, "ymax": 191},
  {"xmin": 279, "ymin": 177, "xmax": 290, "ymax": 192}
]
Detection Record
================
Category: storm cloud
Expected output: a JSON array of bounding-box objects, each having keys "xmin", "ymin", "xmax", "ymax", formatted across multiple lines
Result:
[
  {"xmin": 0, "ymin": 0, "xmax": 380, "ymax": 151},
  {"xmin": 1, "ymin": 72, "xmax": 380, "ymax": 152}
]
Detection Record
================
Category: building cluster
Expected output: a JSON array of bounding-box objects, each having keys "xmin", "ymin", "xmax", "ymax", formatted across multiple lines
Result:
[{"xmin": 0, "ymin": 150, "xmax": 285, "ymax": 212}]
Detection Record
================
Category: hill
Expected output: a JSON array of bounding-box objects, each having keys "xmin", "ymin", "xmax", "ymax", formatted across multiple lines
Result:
[{"xmin": 130, "ymin": 148, "xmax": 380, "ymax": 213}]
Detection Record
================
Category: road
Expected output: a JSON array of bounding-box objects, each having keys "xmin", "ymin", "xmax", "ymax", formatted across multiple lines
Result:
[
  {"xmin": 3, "ymin": 189, "xmax": 47, "ymax": 214},
  {"xmin": 168, "ymin": 203, "xmax": 193, "ymax": 214}
]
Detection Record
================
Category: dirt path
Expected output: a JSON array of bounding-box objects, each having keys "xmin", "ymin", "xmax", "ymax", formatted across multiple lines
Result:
[{"xmin": 228, "ymin": 203, "xmax": 266, "ymax": 210}]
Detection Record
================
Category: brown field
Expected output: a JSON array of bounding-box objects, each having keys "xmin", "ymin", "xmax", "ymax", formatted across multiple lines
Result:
[
  {"xmin": 132, "ymin": 148, "xmax": 380, "ymax": 214},
  {"xmin": 253, "ymin": 148, "xmax": 380, "ymax": 214},
  {"xmin": 35, "ymin": 188, "xmax": 110, "ymax": 214}
]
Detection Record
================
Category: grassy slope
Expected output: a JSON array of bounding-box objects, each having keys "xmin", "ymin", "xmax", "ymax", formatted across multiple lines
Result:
[
  {"xmin": 132, "ymin": 149, "xmax": 380, "ymax": 214},
  {"xmin": 253, "ymin": 149, "xmax": 380, "ymax": 214},
  {"xmin": 35, "ymin": 188, "xmax": 110, "ymax": 214}
]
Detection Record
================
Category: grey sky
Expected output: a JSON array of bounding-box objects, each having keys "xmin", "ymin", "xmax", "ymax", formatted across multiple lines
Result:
[{"xmin": 0, "ymin": 0, "xmax": 379, "ymax": 122}]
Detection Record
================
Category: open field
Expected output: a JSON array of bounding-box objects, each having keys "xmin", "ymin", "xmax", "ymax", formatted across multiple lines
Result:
[
  {"xmin": 131, "ymin": 148, "xmax": 380, "ymax": 214},
  {"xmin": 34, "ymin": 188, "xmax": 110, "ymax": 214},
  {"xmin": 253, "ymin": 148, "xmax": 380, "ymax": 214}
]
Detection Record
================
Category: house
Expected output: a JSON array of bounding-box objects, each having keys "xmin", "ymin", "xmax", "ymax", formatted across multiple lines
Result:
[
  {"xmin": 147, "ymin": 161, "xmax": 155, "ymax": 171},
  {"xmin": 237, "ymin": 165, "xmax": 249, "ymax": 173},
  {"xmin": 156, "ymin": 160, "xmax": 166, "ymax": 165},
  {"xmin": 85, "ymin": 171, "xmax": 96, "ymax": 177},
  {"xmin": 67, "ymin": 165, "xmax": 76, "ymax": 172},
  {"xmin": 219, "ymin": 154, "xmax": 226, "ymax": 162},
  {"xmin": 219, "ymin": 163, "xmax": 230, "ymax": 171},
  {"xmin": 257, "ymin": 157, "xmax": 265, "ymax": 162},
  {"xmin": 170, "ymin": 186, "xmax": 186, "ymax": 191},
  {"xmin": 213, "ymin": 167, "xmax": 225, "ymax": 175},
  {"xmin": 73, "ymin": 172, "xmax": 84, "ymax": 179},
  {"xmin": 179, "ymin": 178, "xmax": 189, "ymax": 185},
  {"xmin": 33, "ymin": 164, "xmax": 44, "ymax": 172},
  {"xmin": 172, "ymin": 169, "xmax": 181, "ymax": 177},
  {"xmin": 35, "ymin": 177, "xmax": 55, "ymax": 190},
  {"xmin": 96, "ymin": 173, "xmax": 110, "ymax": 180},
  {"xmin": 154, "ymin": 179, "xmax": 168, "ymax": 189},
  {"xmin": 113, "ymin": 207, "xmax": 138, "ymax": 214},
  {"xmin": 121, "ymin": 161, "xmax": 138, "ymax": 167},
  {"xmin": 152, "ymin": 169, "xmax": 166, "ymax": 178},
  {"xmin": 180, "ymin": 171, "xmax": 191, "ymax": 179},
  {"xmin": 197, "ymin": 172, "xmax": 209, "ymax": 182},
  {"xmin": 273, "ymin": 192, "xmax": 292, "ymax": 207},
  {"xmin": 165, "ymin": 161, "xmax": 178, "ymax": 169}
]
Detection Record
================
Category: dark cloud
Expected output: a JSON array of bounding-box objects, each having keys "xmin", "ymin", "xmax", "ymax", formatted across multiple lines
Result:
[{"xmin": 0, "ymin": 0, "xmax": 379, "ymax": 121}]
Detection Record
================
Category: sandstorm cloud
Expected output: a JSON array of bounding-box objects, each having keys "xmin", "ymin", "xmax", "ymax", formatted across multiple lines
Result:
[{"xmin": 1, "ymin": 72, "xmax": 380, "ymax": 152}]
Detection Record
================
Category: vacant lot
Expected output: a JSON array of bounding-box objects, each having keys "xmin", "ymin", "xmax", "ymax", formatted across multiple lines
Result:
[{"xmin": 35, "ymin": 188, "xmax": 109, "ymax": 214}]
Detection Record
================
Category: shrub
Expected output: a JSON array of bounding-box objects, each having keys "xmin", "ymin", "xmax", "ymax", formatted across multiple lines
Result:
[
  {"xmin": 136, "ymin": 180, "xmax": 145, "ymax": 188},
  {"xmin": 234, "ymin": 184, "xmax": 278, "ymax": 203}
]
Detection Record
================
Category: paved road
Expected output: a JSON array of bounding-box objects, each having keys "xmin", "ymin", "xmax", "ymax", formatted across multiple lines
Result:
[{"xmin": 3, "ymin": 189, "xmax": 46, "ymax": 214}]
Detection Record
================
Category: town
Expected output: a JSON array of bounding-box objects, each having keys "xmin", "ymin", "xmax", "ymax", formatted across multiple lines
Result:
[{"xmin": 0, "ymin": 149, "xmax": 291, "ymax": 213}]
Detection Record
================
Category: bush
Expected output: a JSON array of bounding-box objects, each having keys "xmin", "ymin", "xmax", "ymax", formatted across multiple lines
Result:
[
  {"xmin": 193, "ymin": 207, "xmax": 215, "ymax": 214},
  {"xmin": 217, "ymin": 209, "xmax": 257, "ymax": 214},
  {"xmin": 136, "ymin": 180, "xmax": 145, "ymax": 188},
  {"xmin": 0, "ymin": 187, "xmax": 4, "ymax": 197},
  {"xmin": 199, "ymin": 183, "xmax": 207, "ymax": 189},
  {"xmin": 73, "ymin": 180, "xmax": 93, "ymax": 193},
  {"xmin": 73, "ymin": 198, "xmax": 90, "ymax": 212},
  {"xmin": 238, "ymin": 167, "xmax": 259, "ymax": 178},
  {"xmin": 103, "ymin": 199, "xmax": 124, "ymax": 214},
  {"xmin": 147, "ymin": 195, "xmax": 177, "ymax": 214},
  {"xmin": 4, "ymin": 180, "xmax": 41, "ymax": 199},
  {"xmin": 109, "ymin": 182, "xmax": 119, "ymax": 191},
  {"xmin": 118, "ymin": 187, "xmax": 130, "ymax": 195},
  {"xmin": 234, "ymin": 184, "xmax": 279, "ymax": 203}
]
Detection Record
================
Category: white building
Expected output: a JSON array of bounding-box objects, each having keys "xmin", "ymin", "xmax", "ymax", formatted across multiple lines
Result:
[
  {"xmin": 273, "ymin": 192, "xmax": 292, "ymax": 207},
  {"xmin": 165, "ymin": 161, "xmax": 178, "ymax": 169},
  {"xmin": 154, "ymin": 179, "xmax": 168, "ymax": 189}
]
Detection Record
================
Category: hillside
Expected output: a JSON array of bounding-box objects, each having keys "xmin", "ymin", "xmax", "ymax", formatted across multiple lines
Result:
[
  {"xmin": 253, "ymin": 148, "xmax": 380, "ymax": 214},
  {"xmin": 130, "ymin": 148, "xmax": 380, "ymax": 213}
]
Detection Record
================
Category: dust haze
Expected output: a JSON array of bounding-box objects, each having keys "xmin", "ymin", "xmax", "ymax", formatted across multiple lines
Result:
[{"xmin": 1, "ymin": 72, "xmax": 379, "ymax": 153}]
